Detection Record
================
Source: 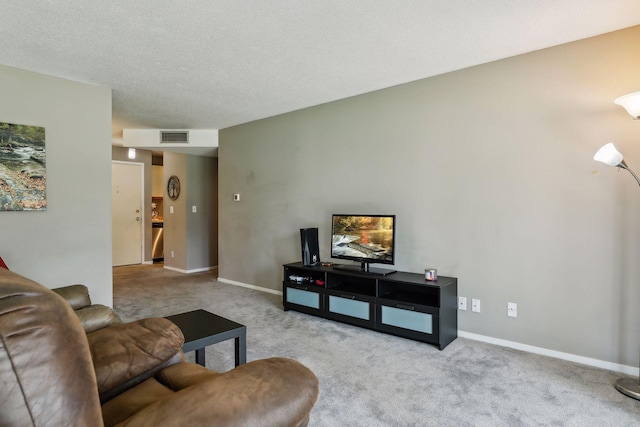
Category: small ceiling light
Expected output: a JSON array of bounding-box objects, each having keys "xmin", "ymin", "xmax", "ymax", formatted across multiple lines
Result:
[
  {"xmin": 614, "ymin": 91, "xmax": 640, "ymax": 119},
  {"xmin": 128, "ymin": 148, "xmax": 136, "ymax": 159}
]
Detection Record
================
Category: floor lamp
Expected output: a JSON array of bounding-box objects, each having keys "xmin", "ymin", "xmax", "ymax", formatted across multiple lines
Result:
[{"xmin": 593, "ymin": 90, "xmax": 640, "ymax": 400}]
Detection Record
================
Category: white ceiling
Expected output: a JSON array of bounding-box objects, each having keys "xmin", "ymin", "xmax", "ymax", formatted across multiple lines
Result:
[{"xmin": 2, "ymin": 1, "xmax": 640, "ymax": 152}]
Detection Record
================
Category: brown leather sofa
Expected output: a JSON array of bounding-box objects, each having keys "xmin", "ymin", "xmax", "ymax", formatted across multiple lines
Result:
[{"xmin": 0, "ymin": 268, "xmax": 319, "ymax": 426}]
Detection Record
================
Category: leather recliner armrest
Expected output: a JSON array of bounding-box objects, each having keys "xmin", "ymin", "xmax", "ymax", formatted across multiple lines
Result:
[
  {"xmin": 87, "ymin": 317, "xmax": 185, "ymax": 403},
  {"xmin": 52, "ymin": 284, "xmax": 92, "ymax": 309},
  {"xmin": 76, "ymin": 304, "xmax": 123, "ymax": 333},
  {"xmin": 52, "ymin": 284, "xmax": 123, "ymax": 332}
]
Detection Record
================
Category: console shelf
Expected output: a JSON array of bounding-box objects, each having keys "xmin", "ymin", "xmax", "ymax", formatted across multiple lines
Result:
[{"xmin": 283, "ymin": 262, "xmax": 457, "ymax": 350}]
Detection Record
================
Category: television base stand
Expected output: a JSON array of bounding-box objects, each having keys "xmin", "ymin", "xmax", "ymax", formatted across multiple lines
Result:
[{"xmin": 333, "ymin": 263, "xmax": 396, "ymax": 276}]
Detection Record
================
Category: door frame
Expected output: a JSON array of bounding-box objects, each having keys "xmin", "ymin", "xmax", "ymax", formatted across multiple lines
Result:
[{"xmin": 112, "ymin": 160, "xmax": 145, "ymax": 264}]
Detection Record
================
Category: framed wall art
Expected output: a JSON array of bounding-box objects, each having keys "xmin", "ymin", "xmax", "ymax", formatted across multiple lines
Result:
[
  {"xmin": 0, "ymin": 122, "xmax": 46, "ymax": 211},
  {"xmin": 167, "ymin": 175, "xmax": 180, "ymax": 200}
]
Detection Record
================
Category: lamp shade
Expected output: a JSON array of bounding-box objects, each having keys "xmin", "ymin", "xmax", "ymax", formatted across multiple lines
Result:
[
  {"xmin": 594, "ymin": 142, "xmax": 624, "ymax": 167},
  {"xmin": 614, "ymin": 91, "xmax": 640, "ymax": 119}
]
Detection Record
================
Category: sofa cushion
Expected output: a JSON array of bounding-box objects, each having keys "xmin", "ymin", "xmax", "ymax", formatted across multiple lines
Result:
[
  {"xmin": 102, "ymin": 358, "xmax": 318, "ymax": 427},
  {"xmin": 87, "ymin": 317, "xmax": 184, "ymax": 402},
  {"xmin": 101, "ymin": 377, "xmax": 176, "ymax": 427}
]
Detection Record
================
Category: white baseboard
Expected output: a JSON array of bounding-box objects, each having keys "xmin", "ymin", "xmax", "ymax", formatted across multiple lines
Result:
[
  {"xmin": 163, "ymin": 265, "xmax": 218, "ymax": 274},
  {"xmin": 459, "ymin": 331, "xmax": 639, "ymax": 376},
  {"xmin": 217, "ymin": 277, "xmax": 283, "ymax": 296}
]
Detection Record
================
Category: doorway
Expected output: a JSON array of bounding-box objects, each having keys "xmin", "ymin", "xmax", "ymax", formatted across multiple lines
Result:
[{"xmin": 112, "ymin": 161, "xmax": 144, "ymax": 266}]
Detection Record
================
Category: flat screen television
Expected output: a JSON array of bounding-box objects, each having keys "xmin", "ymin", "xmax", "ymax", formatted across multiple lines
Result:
[{"xmin": 331, "ymin": 214, "xmax": 396, "ymax": 276}]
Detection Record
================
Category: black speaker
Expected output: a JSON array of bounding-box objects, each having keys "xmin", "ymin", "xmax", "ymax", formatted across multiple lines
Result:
[{"xmin": 300, "ymin": 228, "xmax": 320, "ymax": 266}]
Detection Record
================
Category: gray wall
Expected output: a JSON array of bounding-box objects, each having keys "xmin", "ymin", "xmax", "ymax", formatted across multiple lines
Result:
[
  {"xmin": 219, "ymin": 26, "xmax": 640, "ymax": 367},
  {"xmin": 163, "ymin": 152, "xmax": 188, "ymax": 270},
  {"xmin": 186, "ymin": 155, "xmax": 218, "ymax": 270},
  {"xmin": 112, "ymin": 146, "xmax": 153, "ymax": 262},
  {"xmin": 163, "ymin": 152, "xmax": 218, "ymax": 271},
  {"xmin": 0, "ymin": 65, "xmax": 113, "ymax": 305}
]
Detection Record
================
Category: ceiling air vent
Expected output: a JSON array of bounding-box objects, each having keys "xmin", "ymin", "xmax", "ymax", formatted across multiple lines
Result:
[{"xmin": 160, "ymin": 131, "xmax": 189, "ymax": 143}]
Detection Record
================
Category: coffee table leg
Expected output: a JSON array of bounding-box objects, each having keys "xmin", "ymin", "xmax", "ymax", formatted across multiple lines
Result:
[
  {"xmin": 195, "ymin": 348, "xmax": 206, "ymax": 366},
  {"xmin": 235, "ymin": 332, "xmax": 246, "ymax": 366}
]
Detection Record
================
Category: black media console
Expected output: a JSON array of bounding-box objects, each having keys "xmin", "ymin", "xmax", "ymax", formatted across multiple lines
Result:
[{"xmin": 282, "ymin": 262, "xmax": 458, "ymax": 350}]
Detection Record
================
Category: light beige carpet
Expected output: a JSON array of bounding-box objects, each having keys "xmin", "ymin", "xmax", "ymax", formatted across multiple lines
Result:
[{"xmin": 113, "ymin": 264, "xmax": 640, "ymax": 426}]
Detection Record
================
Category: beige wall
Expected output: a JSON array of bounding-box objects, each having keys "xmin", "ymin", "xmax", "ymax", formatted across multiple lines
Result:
[
  {"xmin": 219, "ymin": 26, "xmax": 640, "ymax": 367},
  {"xmin": 0, "ymin": 65, "xmax": 113, "ymax": 305}
]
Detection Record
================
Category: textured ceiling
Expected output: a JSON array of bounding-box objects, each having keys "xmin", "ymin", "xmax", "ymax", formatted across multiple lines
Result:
[{"xmin": 2, "ymin": 1, "xmax": 640, "ymax": 148}]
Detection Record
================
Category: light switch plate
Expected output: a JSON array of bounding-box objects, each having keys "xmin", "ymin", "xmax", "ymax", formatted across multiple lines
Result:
[{"xmin": 472, "ymin": 299, "xmax": 481, "ymax": 313}]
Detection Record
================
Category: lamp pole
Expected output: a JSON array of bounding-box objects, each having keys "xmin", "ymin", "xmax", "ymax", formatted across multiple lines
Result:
[
  {"xmin": 594, "ymin": 143, "xmax": 640, "ymax": 400},
  {"xmin": 618, "ymin": 162, "xmax": 640, "ymax": 188},
  {"xmin": 615, "ymin": 162, "xmax": 640, "ymax": 400},
  {"xmin": 597, "ymin": 91, "xmax": 640, "ymax": 400}
]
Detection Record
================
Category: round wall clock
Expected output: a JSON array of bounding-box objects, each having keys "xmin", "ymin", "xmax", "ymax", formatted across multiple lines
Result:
[{"xmin": 167, "ymin": 175, "xmax": 180, "ymax": 200}]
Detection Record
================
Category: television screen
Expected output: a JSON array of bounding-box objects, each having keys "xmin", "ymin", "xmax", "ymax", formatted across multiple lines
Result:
[{"xmin": 331, "ymin": 214, "xmax": 395, "ymax": 265}]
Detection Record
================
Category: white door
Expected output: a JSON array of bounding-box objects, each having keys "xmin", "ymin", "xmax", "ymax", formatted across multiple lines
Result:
[{"xmin": 112, "ymin": 162, "xmax": 143, "ymax": 266}]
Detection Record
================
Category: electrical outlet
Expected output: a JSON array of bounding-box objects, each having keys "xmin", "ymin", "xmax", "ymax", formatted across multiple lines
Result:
[
  {"xmin": 507, "ymin": 302, "xmax": 517, "ymax": 318},
  {"xmin": 458, "ymin": 296, "xmax": 467, "ymax": 311},
  {"xmin": 192, "ymin": 205, "xmax": 197, "ymax": 213},
  {"xmin": 171, "ymin": 251, "xmax": 175, "ymax": 258},
  {"xmin": 472, "ymin": 299, "xmax": 481, "ymax": 313}
]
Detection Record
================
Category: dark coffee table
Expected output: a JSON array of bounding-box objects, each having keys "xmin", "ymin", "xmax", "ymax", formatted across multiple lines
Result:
[{"xmin": 165, "ymin": 309, "xmax": 246, "ymax": 367}]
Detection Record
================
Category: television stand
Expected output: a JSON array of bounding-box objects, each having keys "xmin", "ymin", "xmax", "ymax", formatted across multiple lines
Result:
[{"xmin": 282, "ymin": 262, "xmax": 458, "ymax": 350}]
